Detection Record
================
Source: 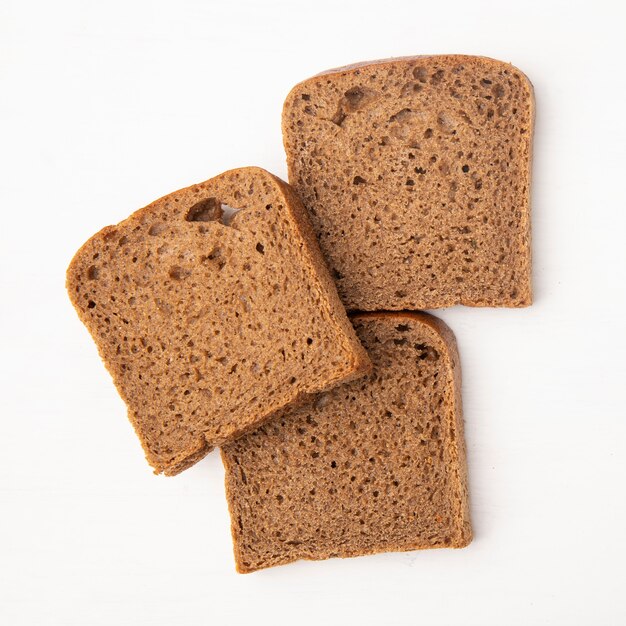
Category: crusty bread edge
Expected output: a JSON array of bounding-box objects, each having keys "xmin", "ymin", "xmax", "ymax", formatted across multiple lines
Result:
[
  {"xmin": 220, "ymin": 448, "xmax": 250, "ymax": 573},
  {"xmin": 222, "ymin": 311, "xmax": 472, "ymax": 573},
  {"xmin": 282, "ymin": 55, "xmax": 535, "ymax": 309}
]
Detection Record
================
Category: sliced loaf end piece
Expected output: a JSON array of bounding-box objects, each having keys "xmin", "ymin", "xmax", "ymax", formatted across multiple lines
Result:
[
  {"xmin": 67, "ymin": 167, "xmax": 371, "ymax": 475},
  {"xmin": 222, "ymin": 311, "xmax": 471, "ymax": 572}
]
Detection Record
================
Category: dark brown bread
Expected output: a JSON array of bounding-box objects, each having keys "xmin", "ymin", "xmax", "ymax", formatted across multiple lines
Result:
[
  {"xmin": 67, "ymin": 167, "xmax": 371, "ymax": 475},
  {"xmin": 283, "ymin": 55, "xmax": 534, "ymax": 309},
  {"xmin": 221, "ymin": 312, "xmax": 471, "ymax": 573}
]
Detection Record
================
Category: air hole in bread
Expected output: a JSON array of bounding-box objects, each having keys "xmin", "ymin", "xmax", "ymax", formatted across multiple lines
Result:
[
  {"xmin": 492, "ymin": 84, "xmax": 505, "ymax": 99},
  {"xmin": 169, "ymin": 265, "xmax": 191, "ymax": 280},
  {"xmin": 401, "ymin": 82, "xmax": 422, "ymax": 96},
  {"xmin": 148, "ymin": 223, "xmax": 168, "ymax": 236},
  {"xmin": 331, "ymin": 111, "xmax": 347, "ymax": 127},
  {"xmin": 344, "ymin": 87, "xmax": 365, "ymax": 108},
  {"xmin": 186, "ymin": 197, "xmax": 242, "ymax": 226},
  {"xmin": 87, "ymin": 265, "xmax": 99, "ymax": 280},
  {"xmin": 431, "ymin": 69, "xmax": 445, "ymax": 84},
  {"xmin": 437, "ymin": 112, "xmax": 456, "ymax": 133},
  {"xmin": 186, "ymin": 198, "xmax": 221, "ymax": 222},
  {"xmin": 388, "ymin": 108, "xmax": 413, "ymax": 124},
  {"xmin": 413, "ymin": 66, "xmax": 428, "ymax": 82}
]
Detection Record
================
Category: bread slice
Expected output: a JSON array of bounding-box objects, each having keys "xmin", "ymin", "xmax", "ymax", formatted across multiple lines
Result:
[
  {"xmin": 283, "ymin": 55, "xmax": 534, "ymax": 309},
  {"xmin": 221, "ymin": 312, "xmax": 471, "ymax": 572},
  {"xmin": 66, "ymin": 167, "xmax": 371, "ymax": 475}
]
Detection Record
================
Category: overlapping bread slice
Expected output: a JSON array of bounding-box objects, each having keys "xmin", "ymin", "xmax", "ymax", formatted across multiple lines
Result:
[
  {"xmin": 283, "ymin": 55, "xmax": 534, "ymax": 309},
  {"xmin": 221, "ymin": 312, "xmax": 471, "ymax": 572},
  {"xmin": 67, "ymin": 167, "xmax": 370, "ymax": 475}
]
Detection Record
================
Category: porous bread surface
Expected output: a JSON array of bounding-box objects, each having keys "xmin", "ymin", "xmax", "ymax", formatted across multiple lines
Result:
[
  {"xmin": 283, "ymin": 55, "xmax": 534, "ymax": 309},
  {"xmin": 67, "ymin": 167, "xmax": 371, "ymax": 475},
  {"xmin": 221, "ymin": 312, "xmax": 471, "ymax": 573}
]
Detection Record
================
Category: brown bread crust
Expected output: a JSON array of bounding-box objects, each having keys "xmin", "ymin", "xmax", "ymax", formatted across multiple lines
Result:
[
  {"xmin": 222, "ymin": 312, "xmax": 471, "ymax": 573},
  {"xmin": 67, "ymin": 167, "xmax": 370, "ymax": 475},
  {"xmin": 283, "ymin": 55, "xmax": 534, "ymax": 309}
]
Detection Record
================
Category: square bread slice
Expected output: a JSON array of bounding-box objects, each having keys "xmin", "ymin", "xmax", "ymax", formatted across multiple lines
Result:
[
  {"xmin": 283, "ymin": 55, "xmax": 534, "ymax": 309},
  {"xmin": 221, "ymin": 312, "xmax": 471, "ymax": 572},
  {"xmin": 67, "ymin": 167, "xmax": 371, "ymax": 475}
]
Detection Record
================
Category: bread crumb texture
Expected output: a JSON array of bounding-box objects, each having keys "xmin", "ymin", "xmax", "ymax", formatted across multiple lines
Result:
[
  {"xmin": 222, "ymin": 312, "xmax": 472, "ymax": 573},
  {"xmin": 66, "ymin": 167, "xmax": 370, "ymax": 475},
  {"xmin": 283, "ymin": 55, "xmax": 534, "ymax": 309}
]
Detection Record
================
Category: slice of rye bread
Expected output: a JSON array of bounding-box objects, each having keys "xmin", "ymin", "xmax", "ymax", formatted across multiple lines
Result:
[
  {"xmin": 282, "ymin": 55, "xmax": 534, "ymax": 309},
  {"xmin": 66, "ymin": 167, "xmax": 371, "ymax": 475},
  {"xmin": 221, "ymin": 312, "xmax": 471, "ymax": 573}
]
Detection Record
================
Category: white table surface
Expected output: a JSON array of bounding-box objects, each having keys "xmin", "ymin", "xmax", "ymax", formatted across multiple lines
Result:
[{"xmin": 2, "ymin": 1, "xmax": 625, "ymax": 624}]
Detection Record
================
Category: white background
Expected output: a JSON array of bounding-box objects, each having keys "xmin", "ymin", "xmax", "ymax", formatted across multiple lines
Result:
[{"xmin": 2, "ymin": 1, "xmax": 625, "ymax": 624}]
